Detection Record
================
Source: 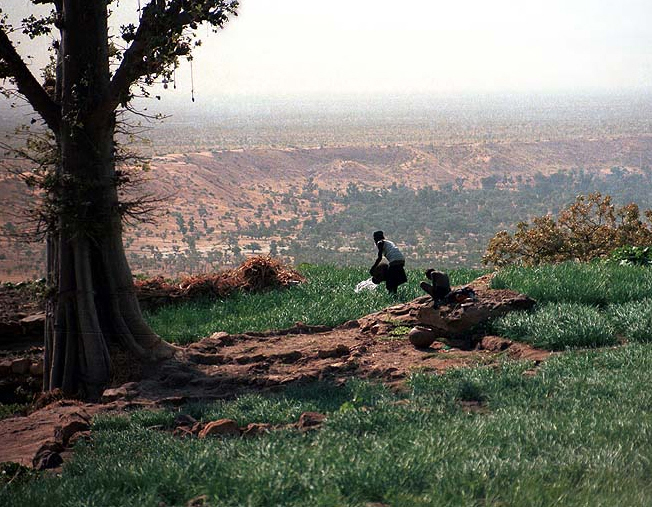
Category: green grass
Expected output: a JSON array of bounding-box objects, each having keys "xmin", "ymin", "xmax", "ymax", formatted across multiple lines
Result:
[
  {"xmin": 0, "ymin": 403, "xmax": 26, "ymax": 421},
  {"xmin": 144, "ymin": 265, "xmax": 485, "ymax": 344},
  {"xmin": 490, "ymin": 302, "xmax": 618, "ymax": 350},
  {"xmin": 5, "ymin": 262, "xmax": 652, "ymax": 505},
  {"xmin": 490, "ymin": 263, "xmax": 652, "ymax": 350},
  {"xmin": 491, "ymin": 262, "xmax": 652, "ymax": 306},
  {"xmin": 5, "ymin": 345, "xmax": 652, "ymax": 506}
]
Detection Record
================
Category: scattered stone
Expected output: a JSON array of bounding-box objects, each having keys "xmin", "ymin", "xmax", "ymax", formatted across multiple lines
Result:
[
  {"xmin": 241, "ymin": 422, "xmax": 272, "ymax": 437},
  {"xmin": 174, "ymin": 414, "xmax": 197, "ymax": 428},
  {"xmin": 32, "ymin": 441, "xmax": 64, "ymax": 470},
  {"xmin": 101, "ymin": 387, "xmax": 128, "ymax": 403},
  {"xmin": 19, "ymin": 312, "xmax": 46, "ymax": 335},
  {"xmin": 54, "ymin": 414, "xmax": 91, "ymax": 446},
  {"xmin": 67, "ymin": 431, "xmax": 91, "ymax": 447},
  {"xmin": 234, "ymin": 354, "xmax": 265, "ymax": 365},
  {"xmin": 408, "ymin": 326, "xmax": 437, "ymax": 348},
  {"xmin": 297, "ymin": 412, "xmax": 326, "ymax": 431},
  {"xmin": 29, "ymin": 360, "xmax": 44, "ymax": 376},
  {"xmin": 198, "ymin": 419, "xmax": 240, "ymax": 438},
  {"xmin": 317, "ymin": 344, "xmax": 350, "ymax": 359},
  {"xmin": 272, "ymin": 350, "xmax": 303, "ymax": 364},
  {"xmin": 338, "ymin": 320, "xmax": 360, "ymax": 329}
]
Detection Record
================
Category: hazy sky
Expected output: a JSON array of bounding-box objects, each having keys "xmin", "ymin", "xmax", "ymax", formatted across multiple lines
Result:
[{"xmin": 3, "ymin": 0, "xmax": 652, "ymax": 99}]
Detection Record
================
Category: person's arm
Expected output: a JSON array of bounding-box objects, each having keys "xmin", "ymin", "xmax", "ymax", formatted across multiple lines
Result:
[{"xmin": 371, "ymin": 240, "xmax": 384, "ymax": 270}]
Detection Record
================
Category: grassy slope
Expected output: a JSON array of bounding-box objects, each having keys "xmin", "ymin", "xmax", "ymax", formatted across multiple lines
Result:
[
  {"xmin": 3, "ymin": 263, "xmax": 652, "ymax": 506},
  {"xmin": 144, "ymin": 266, "xmax": 484, "ymax": 344},
  {"xmin": 490, "ymin": 263, "xmax": 652, "ymax": 349},
  {"xmin": 3, "ymin": 346, "xmax": 652, "ymax": 506}
]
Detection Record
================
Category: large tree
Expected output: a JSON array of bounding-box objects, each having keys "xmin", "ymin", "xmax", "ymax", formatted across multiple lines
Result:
[{"xmin": 0, "ymin": 0, "xmax": 239, "ymax": 398}]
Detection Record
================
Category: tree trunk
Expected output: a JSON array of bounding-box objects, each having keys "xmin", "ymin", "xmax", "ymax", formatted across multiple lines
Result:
[{"xmin": 44, "ymin": 1, "xmax": 174, "ymax": 399}]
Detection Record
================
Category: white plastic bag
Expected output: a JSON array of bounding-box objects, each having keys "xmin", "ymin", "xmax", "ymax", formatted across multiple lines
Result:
[{"xmin": 355, "ymin": 277, "xmax": 378, "ymax": 293}]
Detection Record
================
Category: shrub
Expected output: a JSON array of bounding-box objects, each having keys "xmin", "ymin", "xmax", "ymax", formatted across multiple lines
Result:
[{"xmin": 483, "ymin": 193, "xmax": 652, "ymax": 267}]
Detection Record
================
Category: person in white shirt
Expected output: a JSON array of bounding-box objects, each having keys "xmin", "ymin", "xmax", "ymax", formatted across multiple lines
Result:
[{"xmin": 370, "ymin": 230, "xmax": 407, "ymax": 294}]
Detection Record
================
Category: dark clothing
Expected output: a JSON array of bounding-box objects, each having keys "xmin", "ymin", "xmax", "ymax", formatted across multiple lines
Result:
[{"xmin": 386, "ymin": 260, "xmax": 407, "ymax": 294}]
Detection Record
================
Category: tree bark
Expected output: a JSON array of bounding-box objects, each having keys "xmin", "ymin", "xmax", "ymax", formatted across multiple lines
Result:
[{"xmin": 42, "ymin": 1, "xmax": 173, "ymax": 399}]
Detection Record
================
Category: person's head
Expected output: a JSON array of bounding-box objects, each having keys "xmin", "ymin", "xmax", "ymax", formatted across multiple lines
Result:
[{"xmin": 373, "ymin": 230, "xmax": 384, "ymax": 243}]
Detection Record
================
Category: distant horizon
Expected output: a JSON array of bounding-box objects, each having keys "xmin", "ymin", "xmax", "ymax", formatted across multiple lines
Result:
[
  {"xmin": 2, "ymin": 0, "xmax": 652, "ymax": 98},
  {"xmin": 3, "ymin": 87, "xmax": 652, "ymax": 118}
]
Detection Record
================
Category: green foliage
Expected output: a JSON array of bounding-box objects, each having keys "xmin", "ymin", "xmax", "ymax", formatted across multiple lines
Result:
[
  {"xmin": 608, "ymin": 245, "xmax": 652, "ymax": 266},
  {"xmin": 0, "ymin": 403, "xmax": 26, "ymax": 421},
  {"xmin": 144, "ymin": 265, "xmax": 483, "ymax": 344},
  {"xmin": 7, "ymin": 346, "xmax": 652, "ymax": 506}
]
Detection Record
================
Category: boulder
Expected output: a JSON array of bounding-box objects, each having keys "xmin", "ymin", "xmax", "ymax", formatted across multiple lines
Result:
[
  {"xmin": 10, "ymin": 358, "xmax": 31, "ymax": 375},
  {"xmin": 417, "ymin": 288, "xmax": 535, "ymax": 349},
  {"xmin": 198, "ymin": 419, "xmax": 240, "ymax": 438},
  {"xmin": 101, "ymin": 387, "xmax": 128, "ymax": 403},
  {"xmin": 408, "ymin": 326, "xmax": 437, "ymax": 348},
  {"xmin": 54, "ymin": 413, "xmax": 91, "ymax": 446},
  {"xmin": 297, "ymin": 412, "xmax": 326, "ymax": 431}
]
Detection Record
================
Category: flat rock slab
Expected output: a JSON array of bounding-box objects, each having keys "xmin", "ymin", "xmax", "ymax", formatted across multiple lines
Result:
[{"xmin": 417, "ymin": 287, "xmax": 535, "ymax": 345}]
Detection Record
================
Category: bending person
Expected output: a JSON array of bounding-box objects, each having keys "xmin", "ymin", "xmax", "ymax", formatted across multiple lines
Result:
[{"xmin": 371, "ymin": 230, "xmax": 407, "ymax": 294}]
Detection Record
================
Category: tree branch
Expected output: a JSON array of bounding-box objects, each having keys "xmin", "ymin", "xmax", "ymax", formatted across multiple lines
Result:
[
  {"xmin": 0, "ymin": 28, "xmax": 60, "ymax": 132},
  {"xmin": 100, "ymin": 1, "xmax": 184, "ymax": 117},
  {"xmin": 96, "ymin": 1, "xmax": 237, "ymax": 120}
]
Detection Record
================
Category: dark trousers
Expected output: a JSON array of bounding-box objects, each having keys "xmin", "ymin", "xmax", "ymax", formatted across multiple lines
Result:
[{"xmin": 386, "ymin": 260, "xmax": 407, "ymax": 294}]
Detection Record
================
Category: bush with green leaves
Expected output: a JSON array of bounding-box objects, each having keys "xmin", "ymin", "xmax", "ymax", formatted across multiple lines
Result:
[{"xmin": 608, "ymin": 245, "xmax": 652, "ymax": 266}]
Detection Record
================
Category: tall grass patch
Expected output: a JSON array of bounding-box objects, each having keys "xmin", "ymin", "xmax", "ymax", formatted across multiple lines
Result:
[
  {"xmin": 492, "ymin": 262, "xmax": 652, "ymax": 305},
  {"xmin": 490, "ymin": 302, "xmax": 617, "ymax": 350},
  {"xmin": 607, "ymin": 299, "xmax": 652, "ymax": 343},
  {"xmin": 145, "ymin": 265, "xmax": 485, "ymax": 344}
]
